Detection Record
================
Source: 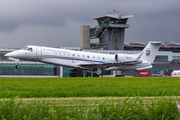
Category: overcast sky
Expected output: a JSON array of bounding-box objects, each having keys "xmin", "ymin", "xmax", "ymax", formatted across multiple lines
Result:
[{"xmin": 0, "ymin": 0, "xmax": 180, "ymax": 48}]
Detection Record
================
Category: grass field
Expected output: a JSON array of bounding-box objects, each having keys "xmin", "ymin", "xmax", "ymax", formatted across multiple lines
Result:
[
  {"xmin": 0, "ymin": 77, "xmax": 180, "ymax": 119},
  {"xmin": 0, "ymin": 77, "xmax": 180, "ymax": 98}
]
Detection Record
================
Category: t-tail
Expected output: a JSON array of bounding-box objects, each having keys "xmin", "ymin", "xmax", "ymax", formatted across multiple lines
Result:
[{"xmin": 140, "ymin": 41, "xmax": 162, "ymax": 63}]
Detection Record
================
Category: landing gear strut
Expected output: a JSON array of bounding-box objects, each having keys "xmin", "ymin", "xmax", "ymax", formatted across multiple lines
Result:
[
  {"xmin": 98, "ymin": 74, "xmax": 103, "ymax": 77},
  {"xmin": 85, "ymin": 71, "xmax": 91, "ymax": 77},
  {"xmin": 96, "ymin": 68, "xmax": 102, "ymax": 77}
]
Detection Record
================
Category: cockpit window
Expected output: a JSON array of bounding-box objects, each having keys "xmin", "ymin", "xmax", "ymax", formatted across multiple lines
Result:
[
  {"xmin": 23, "ymin": 47, "xmax": 28, "ymax": 50},
  {"xmin": 27, "ymin": 48, "xmax": 33, "ymax": 51}
]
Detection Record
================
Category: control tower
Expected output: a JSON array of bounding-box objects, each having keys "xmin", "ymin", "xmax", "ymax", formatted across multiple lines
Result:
[{"xmin": 90, "ymin": 13, "xmax": 133, "ymax": 50}]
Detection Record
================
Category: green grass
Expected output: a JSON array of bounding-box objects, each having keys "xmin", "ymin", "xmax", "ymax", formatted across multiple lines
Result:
[
  {"xmin": 0, "ymin": 77, "xmax": 180, "ymax": 98},
  {"xmin": 0, "ymin": 77, "xmax": 180, "ymax": 119},
  {"xmin": 0, "ymin": 96, "xmax": 179, "ymax": 120}
]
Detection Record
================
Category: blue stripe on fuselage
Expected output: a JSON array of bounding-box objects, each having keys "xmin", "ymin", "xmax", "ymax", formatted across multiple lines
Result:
[{"xmin": 40, "ymin": 55, "xmax": 106, "ymax": 64}]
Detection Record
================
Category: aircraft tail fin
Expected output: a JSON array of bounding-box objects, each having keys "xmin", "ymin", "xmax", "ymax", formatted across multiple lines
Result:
[{"xmin": 140, "ymin": 41, "xmax": 168, "ymax": 63}]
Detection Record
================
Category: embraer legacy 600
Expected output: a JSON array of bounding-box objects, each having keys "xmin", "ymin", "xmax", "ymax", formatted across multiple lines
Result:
[{"xmin": 5, "ymin": 41, "xmax": 165, "ymax": 76}]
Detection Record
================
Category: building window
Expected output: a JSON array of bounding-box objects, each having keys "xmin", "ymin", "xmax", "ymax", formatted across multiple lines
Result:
[
  {"xmin": 173, "ymin": 56, "xmax": 180, "ymax": 60},
  {"xmin": 0, "ymin": 63, "xmax": 57, "ymax": 76},
  {"xmin": 113, "ymin": 29, "xmax": 118, "ymax": 50},
  {"xmin": 155, "ymin": 56, "xmax": 168, "ymax": 62}
]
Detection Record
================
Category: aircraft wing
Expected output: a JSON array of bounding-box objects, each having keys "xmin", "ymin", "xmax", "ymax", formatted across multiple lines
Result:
[
  {"xmin": 78, "ymin": 52, "xmax": 143, "ymax": 68},
  {"xmin": 78, "ymin": 60, "xmax": 142, "ymax": 68},
  {"xmin": 78, "ymin": 63, "xmax": 114, "ymax": 68}
]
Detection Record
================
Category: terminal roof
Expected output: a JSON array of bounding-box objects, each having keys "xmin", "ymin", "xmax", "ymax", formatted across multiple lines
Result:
[
  {"xmin": 129, "ymin": 42, "xmax": 147, "ymax": 47},
  {"xmin": 166, "ymin": 43, "xmax": 180, "ymax": 47}
]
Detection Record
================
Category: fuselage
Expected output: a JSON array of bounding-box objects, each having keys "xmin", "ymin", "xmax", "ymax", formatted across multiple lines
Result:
[{"xmin": 5, "ymin": 45, "xmax": 152, "ymax": 71}]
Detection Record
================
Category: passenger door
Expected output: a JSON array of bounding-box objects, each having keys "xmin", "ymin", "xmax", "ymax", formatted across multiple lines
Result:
[{"xmin": 36, "ymin": 47, "xmax": 42, "ymax": 59}]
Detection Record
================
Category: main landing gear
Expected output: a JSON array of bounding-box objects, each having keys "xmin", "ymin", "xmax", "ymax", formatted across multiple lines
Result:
[
  {"xmin": 85, "ymin": 71, "xmax": 91, "ymax": 77},
  {"xmin": 84, "ymin": 68, "xmax": 102, "ymax": 77}
]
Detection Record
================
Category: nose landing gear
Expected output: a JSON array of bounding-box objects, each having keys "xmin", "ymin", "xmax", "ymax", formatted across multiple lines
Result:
[
  {"xmin": 7, "ymin": 57, "xmax": 20, "ymax": 69},
  {"xmin": 15, "ymin": 65, "xmax": 20, "ymax": 69}
]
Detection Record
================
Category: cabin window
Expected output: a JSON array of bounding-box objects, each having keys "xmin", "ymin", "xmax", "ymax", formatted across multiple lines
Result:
[
  {"xmin": 83, "ymin": 55, "xmax": 85, "ymax": 58},
  {"xmin": 78, "ymin": 54, "xmax": 80, "ymax": 57},
  {"xmin": 72, "ymin": 54, "xmax": 75, "ymax": 56},
  {"xmin": 87, "ymin": 56, "xmax": 89, "ymax": 58},
  {"xmin": 93, "ymin": 56, "xmax": 95, "ymax": 59},
  {"xmin": 103, "ymin": 57, "xmax": 105, "ymax": 60},
  {"xmin": 98, "ymin": 57, "xmax": 100, "ymax": 60}
]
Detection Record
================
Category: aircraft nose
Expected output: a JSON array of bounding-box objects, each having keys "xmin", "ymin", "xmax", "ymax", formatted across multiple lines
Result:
[
  {"xmin": 4, "ymin": 51, "xmax": 18, "ymax": 57},
  {"xmin": 4, "ymin": 52, "xmax": 11, "ymax": 57}
]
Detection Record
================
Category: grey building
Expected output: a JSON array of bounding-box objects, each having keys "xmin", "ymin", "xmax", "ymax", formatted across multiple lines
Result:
[{"xmin": 80, "ymin": 13, "xmax": 132, "ymax": 50}]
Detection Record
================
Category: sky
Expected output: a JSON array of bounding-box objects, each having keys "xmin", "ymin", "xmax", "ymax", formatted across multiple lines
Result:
[{"xmin": 0, "ymin": 0, "xmax": 180, "ymax": 48}]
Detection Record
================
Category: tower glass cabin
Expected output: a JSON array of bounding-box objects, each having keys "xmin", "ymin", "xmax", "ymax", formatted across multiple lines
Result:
[{"xmin": 90, "ymin": 14, "xmax": 133, "ymax": 50}]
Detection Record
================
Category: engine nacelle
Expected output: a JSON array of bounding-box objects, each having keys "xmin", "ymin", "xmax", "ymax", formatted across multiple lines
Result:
[{"xmin": 115, "ymin": 54, "xmax": 138, "ymax": 63}]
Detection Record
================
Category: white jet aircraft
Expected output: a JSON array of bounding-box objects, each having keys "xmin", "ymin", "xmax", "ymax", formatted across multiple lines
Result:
[{"xmin": 5, "ymin": 41, "xmax": 164, "ymax": 77}]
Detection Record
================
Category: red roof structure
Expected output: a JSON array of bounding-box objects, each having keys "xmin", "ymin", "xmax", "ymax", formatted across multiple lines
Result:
[
  {"xmin": 129, "ymin": 42, "xmax": 146, "ymax": 47},
  {"xmin": 166, "ymin": 43, "xmax": 180, "ymax": 47}
]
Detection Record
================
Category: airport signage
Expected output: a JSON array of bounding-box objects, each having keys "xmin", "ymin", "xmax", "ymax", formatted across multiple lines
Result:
[{"xmin": 140, "ymin": 70, "xmax": 149, "ymax": 76}]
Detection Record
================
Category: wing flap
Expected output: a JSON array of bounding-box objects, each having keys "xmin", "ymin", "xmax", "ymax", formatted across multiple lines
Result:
[{"xmin": 78, "ymin": 63, "xmax": 114, "ymax": 68}]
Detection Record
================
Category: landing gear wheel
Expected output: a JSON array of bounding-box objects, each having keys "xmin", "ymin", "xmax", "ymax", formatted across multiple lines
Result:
[
  {"xmin": 85, "ymin": 71, "xmax": 91, "ymax": 77},
  {"xmin": 85, "ymin": 73, "xmax": 91, "ymax": 77},
  {"xmin": 15, "ymin": 65, "xmax": 20, "ymax": 69},
  {"xmin": 98, "ymin": 74, "xmax": 103, "ymax": 77}
]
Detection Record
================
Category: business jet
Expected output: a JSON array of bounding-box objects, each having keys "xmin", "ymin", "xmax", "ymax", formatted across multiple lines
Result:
[{"xmin": 5, "ymin": 41, "xmax": 165, "ymax": 77}]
